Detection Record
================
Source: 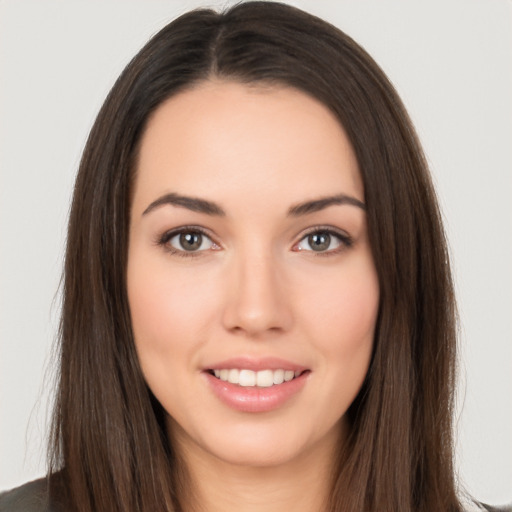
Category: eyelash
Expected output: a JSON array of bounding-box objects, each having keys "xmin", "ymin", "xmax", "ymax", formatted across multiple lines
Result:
[
  {"xmin": 156, "ymin": 226, "xmax": 218, "ymax": 258},
  {"xmin": 294, "ymin": 226, "xmax": 353, "ymax": 256},
  {"xmin": 156, "ymin": 225, "xmax": 353, "ymax": 258}
]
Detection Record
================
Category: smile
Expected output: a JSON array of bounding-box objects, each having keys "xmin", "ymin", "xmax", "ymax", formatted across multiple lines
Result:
[
  {"xmin": 210, "ymin": 368, "xmax": 302, "ymax": 387},
  {"xmin": 204, "ymin": 365, "xmax": 310, "ymax": 413}
]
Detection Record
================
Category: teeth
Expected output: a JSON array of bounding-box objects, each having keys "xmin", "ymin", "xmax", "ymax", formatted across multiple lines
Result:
[
  {"xmin": 227, "ymin": 369, "xmax": 239, "ymax": 384},
  {"xmin": 256, "ymin": 369, "xmax": 273, "ymax": 387},
  {"xmin": 239, "ymin": 369, "xmax": 256, "ymax": 387},
  {"xmin": 273, "ymin": 369, "xmax": 284, "ymax": 385},
  {"xmin": 211, "ymin": 368, "xmax": 303, "ymax": 387}
]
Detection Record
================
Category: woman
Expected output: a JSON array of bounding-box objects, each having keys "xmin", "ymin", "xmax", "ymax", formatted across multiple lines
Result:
[{"xmin": 0, "ymin": 2, "xmax": 509, "ymax": 511}]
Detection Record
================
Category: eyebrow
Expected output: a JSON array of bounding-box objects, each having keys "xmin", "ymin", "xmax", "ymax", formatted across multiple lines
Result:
[
  {"xmin": 142, "ymin": 192, "xmax": 226, "ymax": 216},
  {"xmin": 287, "ymin": 194, "xmax": 366, "ymax": 216},
  {"xmin": 142, "ymin": 192, "xmax": 365, "ymax": 217}
]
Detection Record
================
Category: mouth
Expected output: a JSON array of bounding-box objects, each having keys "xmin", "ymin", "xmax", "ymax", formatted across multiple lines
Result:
[
  {"xmin": 207, "ymin": 368, "xmax": 307, "ymax": 387},
  {"xmin": 204, "ymin": 362, "xmax": 310, "ymax": 412}
]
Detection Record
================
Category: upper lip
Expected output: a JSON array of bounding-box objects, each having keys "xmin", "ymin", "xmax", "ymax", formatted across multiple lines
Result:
[{"xmin": 204, "ymin": 356, "xmax": 308, "ymax": 372}]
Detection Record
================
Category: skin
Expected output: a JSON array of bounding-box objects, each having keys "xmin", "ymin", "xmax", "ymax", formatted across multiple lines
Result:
[{"xmin": 127, "ymin": 81, "xmax": 380, "ymax": 512}]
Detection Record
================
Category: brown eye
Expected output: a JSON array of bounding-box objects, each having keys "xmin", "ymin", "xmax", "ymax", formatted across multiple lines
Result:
[
  {"xmin": 294, "ymin": 229, "xmax": 351, "ymax": 254},
  {"xmin": 179, "ymin": 232, "xmax": 203, "ymax": 251},
  {"xmin": 307, "ymin": 232, "xmax": 331, "ymax": 252},
  {"xmin": 165, "ymin": 230, "xmax": 215, "ymax": 253}
]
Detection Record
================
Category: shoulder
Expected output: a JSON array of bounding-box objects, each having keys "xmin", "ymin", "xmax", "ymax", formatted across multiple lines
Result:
[
  {"xmin": 0, "ymin": 478, "xmax": 55, "ymax": 512},
  {"xmin": 477, "ymin": 505, "xmax": 512, "ymax": 512},
  {"xmin": 461, "ymin": 496, "xmax": 512, "ymax": 512}
]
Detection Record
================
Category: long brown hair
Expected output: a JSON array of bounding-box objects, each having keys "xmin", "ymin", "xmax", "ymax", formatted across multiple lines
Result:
[{"xmin": 49, "ymin": 2, "xmax": 460, "ymax": 511}]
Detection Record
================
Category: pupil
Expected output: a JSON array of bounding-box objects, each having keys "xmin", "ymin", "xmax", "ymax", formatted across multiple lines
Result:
[
  {"xmin": 308, "ymin": 232, "xmax": 330, "ymax": 251},
  {"xmin": 180, "ymin": 232, "xmax": 202, "ymax": 251}
]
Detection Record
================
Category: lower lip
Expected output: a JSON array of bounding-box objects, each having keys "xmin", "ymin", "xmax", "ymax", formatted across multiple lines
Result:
[{"xmin": 204, "ymin": 371, "xmax": 309, "ymax": 413}]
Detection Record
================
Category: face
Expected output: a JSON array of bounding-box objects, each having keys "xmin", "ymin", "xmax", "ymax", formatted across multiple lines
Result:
[{"xmin": 127, "ymin": 81, "xmax": 379, "ymax": 468}]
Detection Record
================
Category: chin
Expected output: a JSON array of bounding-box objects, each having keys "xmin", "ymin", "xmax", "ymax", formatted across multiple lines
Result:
[
  {"xmin": 212, "ymin": 435, "xmax": 305, "ymax": 468},
  {"xmin": 169, "ymin": 412, "xmax": 343, "ymax": 470}
]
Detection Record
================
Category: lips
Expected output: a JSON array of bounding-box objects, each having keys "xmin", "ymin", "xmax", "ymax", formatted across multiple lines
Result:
[{"xmin": 203, "ymin": 357, "xmax": 310, "ymax": 412}]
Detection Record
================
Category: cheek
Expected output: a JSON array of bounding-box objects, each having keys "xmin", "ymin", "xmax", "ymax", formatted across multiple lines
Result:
[
  {"xmin": 301, "ymin": 258, "xmax": 379, "ymax": 346},
  {"xmin": 127, "ymin": 255, "xmax": 220, "ymax": 368},
  {"xmin": 296, "ymin": 256, "xmax": 379, "ymax": 398},
  {"xmin": 126, "ymin": 255, "xmax": 224, "ymax": 423}
]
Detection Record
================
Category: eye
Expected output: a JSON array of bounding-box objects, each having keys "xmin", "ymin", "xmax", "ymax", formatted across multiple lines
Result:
[
  {"xmin": 294, "ymin": 229, "xmax": 352, "ymax": 254},
  {"xmin": 159, "ymin": 228, "xmax": 219, "ymax": 255}
]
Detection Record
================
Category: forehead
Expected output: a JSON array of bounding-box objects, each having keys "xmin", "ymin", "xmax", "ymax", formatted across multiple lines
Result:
[{"xmin": 133, "ymin": 80, "xmax": 363, "ymax": 212}]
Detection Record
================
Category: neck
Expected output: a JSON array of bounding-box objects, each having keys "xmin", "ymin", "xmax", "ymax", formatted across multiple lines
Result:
[{"xmin": 171, "ymin": 424, "xmax": 343, "ymax": 512}]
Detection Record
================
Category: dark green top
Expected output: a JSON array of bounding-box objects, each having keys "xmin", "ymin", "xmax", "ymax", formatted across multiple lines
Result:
[
  {"xmin": 0, "ymin": 479, "xmax": 57, "ymax": 512},
  {"xmin": 1, "ymin": 477, "xmax": 510, "ymax": 512}
]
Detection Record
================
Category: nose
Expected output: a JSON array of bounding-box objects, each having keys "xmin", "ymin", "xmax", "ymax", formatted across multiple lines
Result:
[{"xmin": 221, "ymin": 249, "xmax": 293, "ymax": 337}]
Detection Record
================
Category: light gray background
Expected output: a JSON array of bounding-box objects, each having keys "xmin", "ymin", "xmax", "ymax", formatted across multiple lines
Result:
[{"xmin": 1, "ymin": 0, "xmax": 511, "ymax": 504}]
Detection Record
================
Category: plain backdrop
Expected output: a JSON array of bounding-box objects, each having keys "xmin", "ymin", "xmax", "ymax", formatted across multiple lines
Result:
[{"xmin": 1, "ymin": 0, "xmax": 511, "ymax": 504}]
